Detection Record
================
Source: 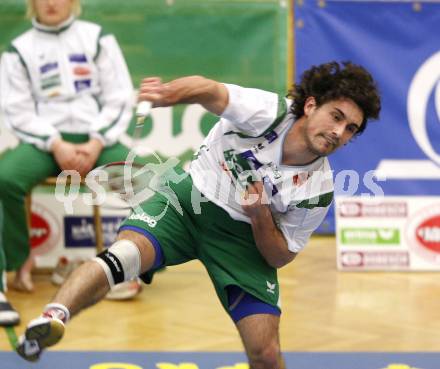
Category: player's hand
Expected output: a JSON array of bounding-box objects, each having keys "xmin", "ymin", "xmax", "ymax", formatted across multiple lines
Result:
[
  {"xmin": 138, "ymin": 77, "xmax": 166, "ymax": 107},
  {"xmin": 241, "ymin": 181, "xmax": 270, "ymax": 218}
]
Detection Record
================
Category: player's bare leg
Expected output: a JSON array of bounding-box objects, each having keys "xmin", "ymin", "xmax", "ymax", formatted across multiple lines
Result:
[
  {"xmin": 16, "ymin": 230, "xmax": 155, "ymax": 362},
  {"xmin": 236, "ymin": 314, "xmax": 285, "ymax": 369}
]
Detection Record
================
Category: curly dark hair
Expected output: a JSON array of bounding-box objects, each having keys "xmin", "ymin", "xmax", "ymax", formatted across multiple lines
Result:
[{"xmin": 287, "ymin": 61, "xmax": 381, "ymax": 135}]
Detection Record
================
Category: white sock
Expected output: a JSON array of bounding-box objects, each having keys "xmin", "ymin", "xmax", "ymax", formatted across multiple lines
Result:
[{"xmin": 42, "ymin": 303, "xmax": 70, "ymax": 324}]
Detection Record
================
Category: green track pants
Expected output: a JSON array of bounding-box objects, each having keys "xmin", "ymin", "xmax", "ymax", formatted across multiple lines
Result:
[{"xmin": 0, "ymin": 134, "xmax": 133, "ymax": 291}]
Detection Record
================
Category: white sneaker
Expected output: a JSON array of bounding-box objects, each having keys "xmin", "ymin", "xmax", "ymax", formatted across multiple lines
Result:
[
  {"xmin": 0, "ymin": 292, "xmax": 20, "ymax": 326},
  {"xmin": 105, "ymin": 279, "xmax": 142, "ymax": 300},
  {"xmin": 16, "ymin": 316, "xmax": 65, "ymax": 362},
  {"xmin": 51, "ymin": 257, "xmax": 84, "ymax": 286}
]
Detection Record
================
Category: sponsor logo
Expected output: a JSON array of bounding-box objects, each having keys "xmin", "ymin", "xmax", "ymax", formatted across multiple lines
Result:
[
  {"xmin": 340, "ymin": 251, "xmax": 363, "ymax": 267},
  {"xmin": 339, "ymin": 201, "xmax": 407, "ymax": 217},
  {"xmin": 375, "ymin": 51, "xmax": 440, "ymax": 180},
  {"xmin": 269, "ymin": 162, "xmax": 282, "ymax": 180},
  {"xmin": 69, "ymin": 53, "xmax": 87, "ymax": 63},
  {"xmin": 416, "ymin": 215, "xmax": 440, "ymax": 252},
  {"xmin": 73, "ymin": 66, "xmax": 91, "ymax": 76},
  {"xmin": 30, "ymin": 202, "xmax": 61, "ymax": 255},
  {"xmin": 266, "ymin": 281, "xmax": 276, "ymax": 294},
  {"xmin": 23, "ymin": 340, "xmax": 39, "ymax": 356},
  {"xmin": 340, "ymin": 251, "xmax": 409, "ymax": 268},
  {"xmin": 106, "ymin": 252, "xmax": 122, "ymax": 272},
  {"xmin": 39, "ymin": 61, "xmax": 58, "ymax": 74},
  {"xmin": 48, "ymin": 90, "xmax": 61, "ymax": 98},
  {"xmin": 41, "ymin": 74, "xmax": 61, "ymax": 90},
  {"xmin": 128, "ymin": 212, "xmax": 157, "ymax": 228},
  {"xmin": 74, "ymin": 79, "xmax": 91, "ymax": 92},
  {"xmin": 406, "ymin": 204, "xmax": 440, "ymax": 263},
  {"xmin": 340, "ymin": 228, "xmax": 400, "ymax": 245},
  {"xmin": 264, "ymin": 130, "xmax": 278, "ymax": 143},
  {"xmin": 292, "ymin": 172, "xmax": 311, "ymax": 187},
  {"xmin": 119, "ymin": 105, "xmax": 207, "ymax": 159},
  {"xmin": 30, "ymin": 213, "xmax": 49, "ymax": 247},
  {"xmin": 64, "ymin": 216, "xmax": 125, "ymax": 247},
  {"xmin": 408, "ymin": 50, "xmax": 440, "ymax": 167}
]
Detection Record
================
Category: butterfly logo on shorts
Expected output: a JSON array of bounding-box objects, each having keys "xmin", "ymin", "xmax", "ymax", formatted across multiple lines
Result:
[{"xmin": 266, "ymin": 281, "xmax": 276, "ymax": 294}]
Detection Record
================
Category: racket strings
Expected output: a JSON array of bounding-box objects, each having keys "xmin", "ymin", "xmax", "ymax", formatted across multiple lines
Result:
[{"xmin": 85, "ymin": 101, "xmax": 154, "ymax": 209}]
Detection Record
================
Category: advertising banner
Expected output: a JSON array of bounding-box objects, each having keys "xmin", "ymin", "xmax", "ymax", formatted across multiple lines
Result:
[
  {"xmin": 30, "ymin": 192, "xmax": 129, "ymax": 268},
  {"xmin": 295, "ymin": 1, "xmax": 440, "ymax": 233},
  {"xmin": 336, "ymin": 196, "xmax": 440, "ymax": 271}
]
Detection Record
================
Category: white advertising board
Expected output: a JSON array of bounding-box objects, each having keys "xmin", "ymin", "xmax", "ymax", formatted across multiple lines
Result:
[
  {"xmin": 30, "ymin": 191, "xmax": 129, "ymax": 268},
  {"xmin": 336, "ymin": 196, "xmax": 440, "ymax": 271}
]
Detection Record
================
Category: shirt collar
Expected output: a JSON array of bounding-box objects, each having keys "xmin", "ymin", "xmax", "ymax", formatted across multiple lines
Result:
[{"xmin": 32, "ymin": 15, "xmax": 75, "ymax": 34}]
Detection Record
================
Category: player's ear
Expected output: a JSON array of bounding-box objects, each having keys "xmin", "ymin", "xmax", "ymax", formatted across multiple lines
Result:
[{"xmin": 303, "ymin": 96, "xmax": 316, "ymax": 117}]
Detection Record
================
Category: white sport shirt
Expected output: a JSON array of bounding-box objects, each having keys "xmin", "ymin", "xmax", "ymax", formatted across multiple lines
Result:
[
  {"xmin": 190, "ymin": 84, "xmax": 334, "ymax": 253},
  {"xmin": 0, "ymin": 16, "xmax": 134, "ymax": 150}
]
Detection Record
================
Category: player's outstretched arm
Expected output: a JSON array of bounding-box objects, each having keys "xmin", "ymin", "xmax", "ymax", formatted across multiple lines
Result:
[{"xmin": 138, "ymin": 76, "xmax": 229, "ymax": 116}]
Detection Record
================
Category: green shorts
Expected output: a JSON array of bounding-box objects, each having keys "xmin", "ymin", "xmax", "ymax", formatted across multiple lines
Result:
[{"xmin": 119, "ymin": 169, "xmax": 280, "ymax": 313}]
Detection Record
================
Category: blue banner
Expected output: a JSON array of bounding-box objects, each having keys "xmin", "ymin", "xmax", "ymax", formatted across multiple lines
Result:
[
  {"xmin": 64, "ymin": 216, "xmax": 125, "ymax": 247},
  {"xmin": 294, "ymin": 1, "xmax": 440, "ymax": 233},
  {"xmin": 2, "ymin": 351, "xmax": 440, "ymax": 369}
]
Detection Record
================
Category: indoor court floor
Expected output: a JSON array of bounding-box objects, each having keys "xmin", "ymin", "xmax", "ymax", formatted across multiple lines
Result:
[{"xmin": 2, "ymin": 236, "xmax": 440, "ymax": 368}]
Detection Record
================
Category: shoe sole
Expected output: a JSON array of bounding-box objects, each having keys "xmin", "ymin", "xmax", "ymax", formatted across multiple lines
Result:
[
  {"xmin": 16, "ymin": 318, "xmax": 65, "ymax": 362},
  {"xmin": 26, "ymin": 318, "xmax": 65, "ymax": 347}
]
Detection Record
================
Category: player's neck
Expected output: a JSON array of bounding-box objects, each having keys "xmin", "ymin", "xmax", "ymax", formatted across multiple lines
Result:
[{"xmin": 281, "ymin": 117, "xmax": 319, "ymax": 166}]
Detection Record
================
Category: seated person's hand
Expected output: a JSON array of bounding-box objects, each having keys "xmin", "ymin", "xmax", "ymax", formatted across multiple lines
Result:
[
  {"xmin": 51, "ymin": 138, "xmax": 103, "ymax": 177},
  {"xmin": 75, "ymin": 138, "xmax": 104, "ymax": 176},
  {"xmin": 51, "ymin": 138, "xmax": 82, "ymax": 173}
]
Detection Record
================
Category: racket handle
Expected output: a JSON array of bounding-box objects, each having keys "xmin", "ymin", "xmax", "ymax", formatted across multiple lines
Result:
[{"xmin": 136, "ymin": 101, "xmax": 152, "ymax": 118}]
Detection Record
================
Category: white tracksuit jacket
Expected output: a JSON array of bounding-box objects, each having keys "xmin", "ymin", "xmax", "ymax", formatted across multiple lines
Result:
[{"xmin": 0, "ymin": 16, "xmax": 134, "ymax": 150}]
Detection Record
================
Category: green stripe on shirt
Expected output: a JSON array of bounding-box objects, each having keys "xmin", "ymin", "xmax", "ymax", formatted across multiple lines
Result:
[
  {"xmin": 295, "ymin": 191, "xmax": 334, "ymax": 209},
  {"xmin": 224, "ymin": 94, "xmax": 288, "ymax": 138},
  {"xmin": 98, "ymin": 104, "xmax": 125, "ymax": 136},
  {"xmin": 94, "ymin": 29, "xmax": 111, "ymax": 61},
  {"xmin": 14, "ymin": 126, "xmax": 50, "ymax": 141},
  {"xmin": 6, "ymin": 44, "xmax": 31, "ymax": 80}
]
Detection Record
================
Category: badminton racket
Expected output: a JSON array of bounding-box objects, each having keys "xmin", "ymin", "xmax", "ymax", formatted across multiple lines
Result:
[{"xmin": 85, "ymin": 101, "xmax": 158, "ymax": 209}]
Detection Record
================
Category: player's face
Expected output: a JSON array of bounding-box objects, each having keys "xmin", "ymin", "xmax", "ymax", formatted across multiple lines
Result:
[
  {"xmin": 302, "ymin": 97, "xmax": 363, "ymax": 157},
  {"xmin": 33, "ymin": 0, "xmax": 74, "ymax": 26}
]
